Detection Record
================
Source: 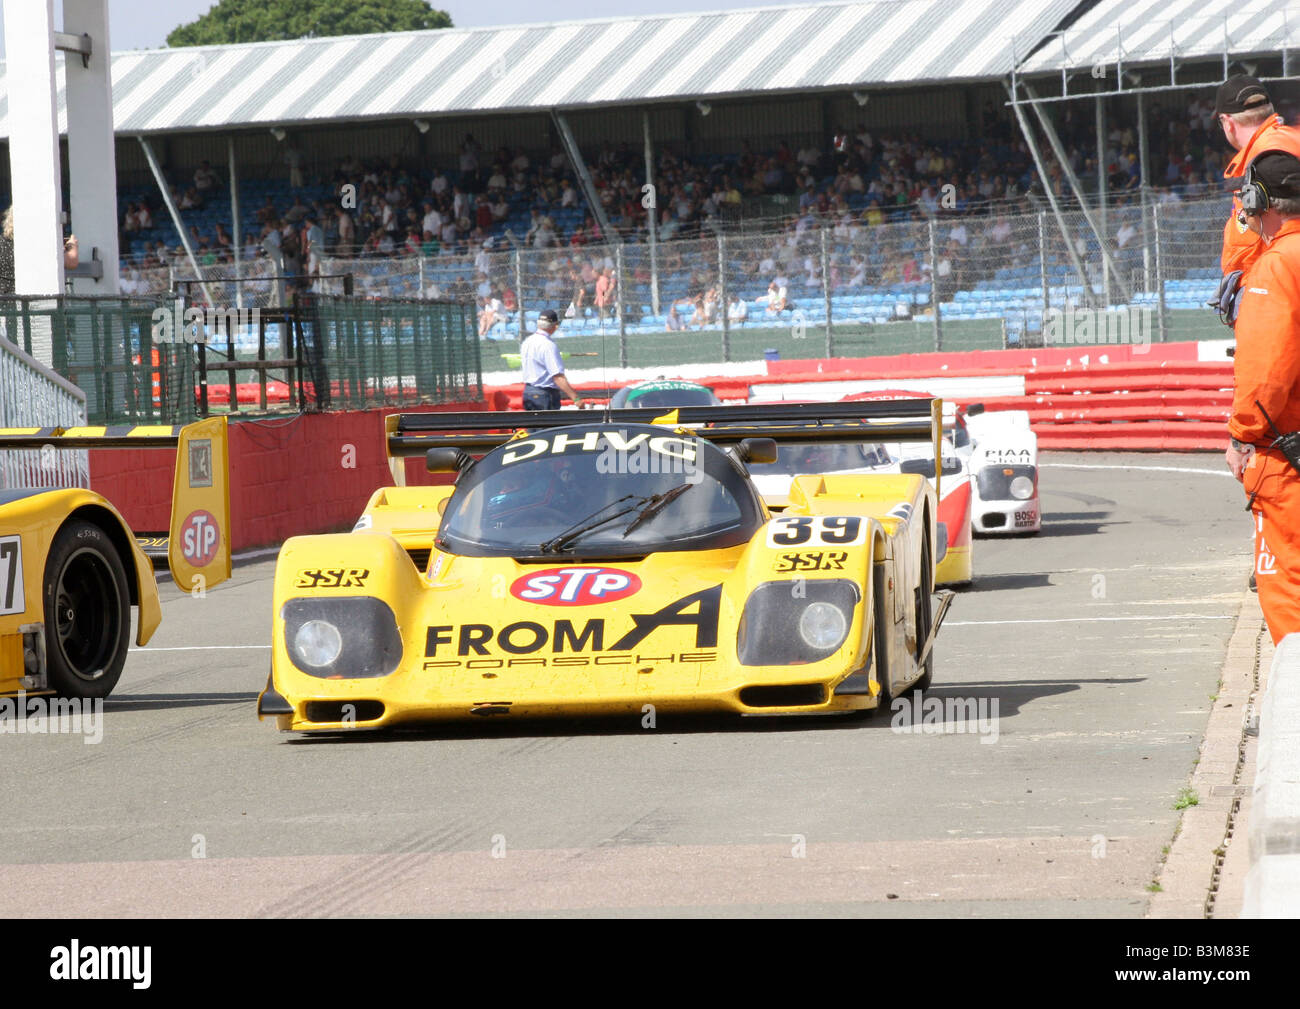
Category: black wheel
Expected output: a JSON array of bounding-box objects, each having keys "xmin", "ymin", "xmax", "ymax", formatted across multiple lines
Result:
[
  {"xmin": 871, "ymin": 561, "xmax": 893, "ymax": 710},
  {"xmin": 911, "ymin": 533, "xmax": 935, "ymax": 693},
  {"xmin": 42, "ymin": 519, "xmax": 131, "ymax": 699}
]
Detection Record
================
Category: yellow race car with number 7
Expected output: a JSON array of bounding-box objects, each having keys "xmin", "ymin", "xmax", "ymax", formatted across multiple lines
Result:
[
  {"xmin": 258, "ymin": 400, "xmax": 954, "ymax": 731},
  {"xmin": 1, "ymin": 419, "xmax": 231, "ymax": 698}
]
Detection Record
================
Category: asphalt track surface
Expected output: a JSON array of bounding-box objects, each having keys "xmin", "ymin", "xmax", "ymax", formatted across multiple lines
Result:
[{"xmin": 0, "ymin": 451, "xmax": 1254, "ymax": 918}]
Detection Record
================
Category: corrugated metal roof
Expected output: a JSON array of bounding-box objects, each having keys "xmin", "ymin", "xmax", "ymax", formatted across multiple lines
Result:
[
  {"xmin": 1018, "ymin": 0, "xmax": 1298, "ymax": 74},
  {"xmin": 0, "ymin": 0, "xmax": 1079, "ymax": 138}
]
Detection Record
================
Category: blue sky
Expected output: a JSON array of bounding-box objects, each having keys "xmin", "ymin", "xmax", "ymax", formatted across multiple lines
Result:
[{"xmin": 0, "ymin": 0, "xmax": 774, "ymax": 54}]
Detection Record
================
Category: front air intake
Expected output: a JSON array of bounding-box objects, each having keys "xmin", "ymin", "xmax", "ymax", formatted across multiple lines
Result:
[
  {"xmin": 739, "ymin": 684, "xmax": 826, "ymax": 708},
  {"xmin": 303, "ymin": 700, "xmax": 385, "ymax": 724}
]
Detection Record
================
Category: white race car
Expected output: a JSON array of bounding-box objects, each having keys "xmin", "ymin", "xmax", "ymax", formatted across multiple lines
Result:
[{"xmin": 962, "ymin": 408, "xmax": 1041, "ymax": 535}]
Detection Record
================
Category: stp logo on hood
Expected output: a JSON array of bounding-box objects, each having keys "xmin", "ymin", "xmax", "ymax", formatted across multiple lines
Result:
[{"xmin": 511, "ymin": 567, "xmax": 642, "ymax": 606}]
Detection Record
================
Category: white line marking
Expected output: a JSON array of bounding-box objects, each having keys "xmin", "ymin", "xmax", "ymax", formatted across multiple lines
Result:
[
  {"xmin": 129, "ymin": 645, "xmax": 271, "ymax": 652},
  {"xmin": 1041, "ymin": 463, "xmax": 1234, "ymax": 478},
  {"xmin": 947, "ymin": 614, "xmax": 1234, "ymax": 626}
]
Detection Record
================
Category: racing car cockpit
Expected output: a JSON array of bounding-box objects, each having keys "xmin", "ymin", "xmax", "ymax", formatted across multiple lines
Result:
[{"xmin": 434, "ymin": 423, "xmax": 767, "ymax": 559}]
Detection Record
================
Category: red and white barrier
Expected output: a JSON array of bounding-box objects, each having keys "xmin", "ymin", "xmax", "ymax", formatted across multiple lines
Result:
[{"xmin": 483, "ymin": 341, "xmax": 1234, "ymax": 451}]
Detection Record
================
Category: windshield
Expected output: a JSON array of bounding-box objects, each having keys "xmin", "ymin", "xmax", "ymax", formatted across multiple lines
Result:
[
  {"xmin": 436, "ymin": 424, "xmax": 764, "ymax": 558},
  {"xmin": 747, "ymin": 442, "xmax": 894, "ymax": 478}
]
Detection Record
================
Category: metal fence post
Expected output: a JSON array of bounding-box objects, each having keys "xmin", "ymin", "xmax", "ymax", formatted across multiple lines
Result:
[
  {"xmin": 1152, "ymin": 202, "xmax": 1168, "ymax": 343},
  {"xmin": 929, "ymin": 218, "xmax": 942, "ymax": 352},
  {"xmin": 821, "ymin": 226, "xmax": 833, "ymax": 356},
  {"xmin": 514, "ymin": 247, "xmax": 525, "ymax": 341},
  {"xmin": 717, "ymin": 234, "xmax": 730, "ymax": 362},
  {"xmin": 616, "ymin": 243, "xmax": 628, "ymax": 368},
  {"xmin": 1038, "ymin": 210, "xmax": 1050, "ymax": 318}
]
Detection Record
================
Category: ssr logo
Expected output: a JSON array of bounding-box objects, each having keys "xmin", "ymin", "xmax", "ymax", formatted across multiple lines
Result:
[
  {"xmin": 511, "ymin": 567, "xmax": 641, "ymax": 605},
  {"xmin": 295, "ymin": 568, "xmax": 370, "ymax": 589},
  {"xmin": 180, "ymin": 509, "xmax": 219, "ymax": 566}
]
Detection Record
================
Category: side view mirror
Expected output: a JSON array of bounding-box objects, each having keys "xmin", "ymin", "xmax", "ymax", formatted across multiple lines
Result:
[
  {"xmin": 426, "ymin": 447, "xmax": 473, "ymax": 474},
  {"xmin": 737, "ymin": 438, "xmax": 778, "ymax": 465},
  {"xmin": 966, "ymin": 403, "xmax": 986, "ymax": 416}
]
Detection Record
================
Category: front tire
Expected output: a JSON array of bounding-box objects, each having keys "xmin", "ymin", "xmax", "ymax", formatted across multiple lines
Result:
[{"xmin": 42, "ymin": 519, "xmax": 131, "ymax": 699}]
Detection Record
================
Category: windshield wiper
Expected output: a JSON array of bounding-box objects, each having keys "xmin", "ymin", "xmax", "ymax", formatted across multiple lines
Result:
[
  {"xmin": 539, "ymin": 495, "xmax": 643, "ymax": 553},
  {"xmin": 621, "ymin": 484, "xmax": 694, "ymax": 538}
]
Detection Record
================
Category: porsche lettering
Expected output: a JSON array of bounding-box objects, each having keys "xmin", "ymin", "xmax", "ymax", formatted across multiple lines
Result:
[{"xmin": 422, "ymin": 651, "xmax": 720, "ymax": 670}]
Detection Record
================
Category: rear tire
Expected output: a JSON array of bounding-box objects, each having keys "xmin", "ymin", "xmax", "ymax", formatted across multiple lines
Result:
[
  {"xmin": 42, "ymin": 519, "xmax": 131, "ymax": 699},
  {"xmin": 911, "ymin": 534, "xmax": 935, "ymax": 693}
]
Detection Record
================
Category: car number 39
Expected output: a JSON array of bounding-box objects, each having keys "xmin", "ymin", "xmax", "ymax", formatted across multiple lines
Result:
[{"xmin": 766, "ymin": 516, "xmax": 866, "ymax": 547}]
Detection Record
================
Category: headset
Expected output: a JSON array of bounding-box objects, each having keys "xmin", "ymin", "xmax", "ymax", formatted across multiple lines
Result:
[{"xmin": 1239, "ymin": 160, "xmax": 1271, "ymax": 216}]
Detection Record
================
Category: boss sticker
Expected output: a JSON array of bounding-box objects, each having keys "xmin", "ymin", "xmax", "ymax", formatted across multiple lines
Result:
[
  {"xmin": 0, "ymin": 536, "xmax": 24, "ymax": 616},
  {"xmin": 1013, "ymin": 509, "xmax": 1038, "ymax": 528},
  {"xmin": 773, "ymin": 550, "xmax": 849, "ymax": 572},
  {"xmin": 294, "ymin": 568, "xmax": 370, "ymax": 589},
  {"xmin": 510, "ymin": 566, "xmax": 641, "ymax": 605},
  {"xmin": 767, "ymin": 516, "xmax": 866, "ymax": 547}
]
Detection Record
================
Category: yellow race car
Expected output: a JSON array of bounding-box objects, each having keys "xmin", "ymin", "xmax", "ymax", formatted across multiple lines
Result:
[
  {"xmin": 1, "ymin": 419, "xmax": 231, "ymax": 698},
  {"xmin": 258, "ymin": 401, "xmax": 954, "ymax": 732}
]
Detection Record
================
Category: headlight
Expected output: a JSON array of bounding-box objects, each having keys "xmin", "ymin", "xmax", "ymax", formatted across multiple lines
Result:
[
  {"xmin": 1009, "ymin": 475, "xmax": 1035, "ymax": 499},
  {"xmin": 799, "ymin": 602, "xmax": 847, "ymax": 650},
  {"xmin": 737, "ymin": 579, "xmax": 860, "ymax": 666},
  {"xmin": 281, "ymin": 597, "xmax": 402, "ymax": 678},
  {"xmin": 294, "ymin": 620, "xmax": 343, "ymax": 667}
]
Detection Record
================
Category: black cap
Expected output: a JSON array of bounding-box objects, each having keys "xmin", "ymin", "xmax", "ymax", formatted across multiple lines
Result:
[
  {"xmin": 538, "ymin": 309, "xmax": 560, "ymax": 324},
  {"xmin": 1251, "ymin": 151, "xmax": 1300, "ymax": 200},
  {"xmin": 1216, "ymin": 76, "xmax": 1271, "ymax": 116}
]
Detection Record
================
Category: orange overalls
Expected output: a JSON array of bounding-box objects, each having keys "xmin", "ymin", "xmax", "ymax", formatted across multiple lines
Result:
[
  {"xmin": 1222, "ymin": 117, "xmax": 1300, "ymax": 275},
  {"xmin": 1230, "ymin": 218, "xmax": 1300, "ymax": 643}
]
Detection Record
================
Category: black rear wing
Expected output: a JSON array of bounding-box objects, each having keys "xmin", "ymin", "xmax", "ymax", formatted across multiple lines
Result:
[{"xmin": 384, "ymin": 400, "xmax": 945, "ymax": 488}]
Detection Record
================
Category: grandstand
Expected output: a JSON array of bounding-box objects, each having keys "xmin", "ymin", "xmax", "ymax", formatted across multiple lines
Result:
[{"xmin": 2, "ymin": 0, "xmax": 1297, "ymax": 361}]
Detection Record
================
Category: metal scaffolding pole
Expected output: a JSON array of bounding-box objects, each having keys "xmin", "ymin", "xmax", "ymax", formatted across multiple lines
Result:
[
  {"xmin": 1025, "ymin": 83, "xmax": 1129, "ymax": 304},
  {"xmin": 643, "ymin": 112, "xmax": 660, "ymax": 316},
  {"xmin": 139, "ymin": 136, "xmax": 217, "ymax": 309},
  {"xmin": 228, "ymin": 136, "xmax": 243, "ymax": 310},
  {"xmin": 1005, "ymin": 83, "xmax": 1092, "ymax": 297},
  {"xmin": 552, "ymin": 110, "xmax": 617, "ymax": 247}
]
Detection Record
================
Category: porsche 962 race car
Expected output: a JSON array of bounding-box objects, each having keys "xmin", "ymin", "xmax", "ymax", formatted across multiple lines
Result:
[
  {"xmin": 258, "ymin": 401, "xmax": 954, "ymax": 732},
  {"xmin": 1, "ymin": 419, "xmax": 232, "ymax": 698}
]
